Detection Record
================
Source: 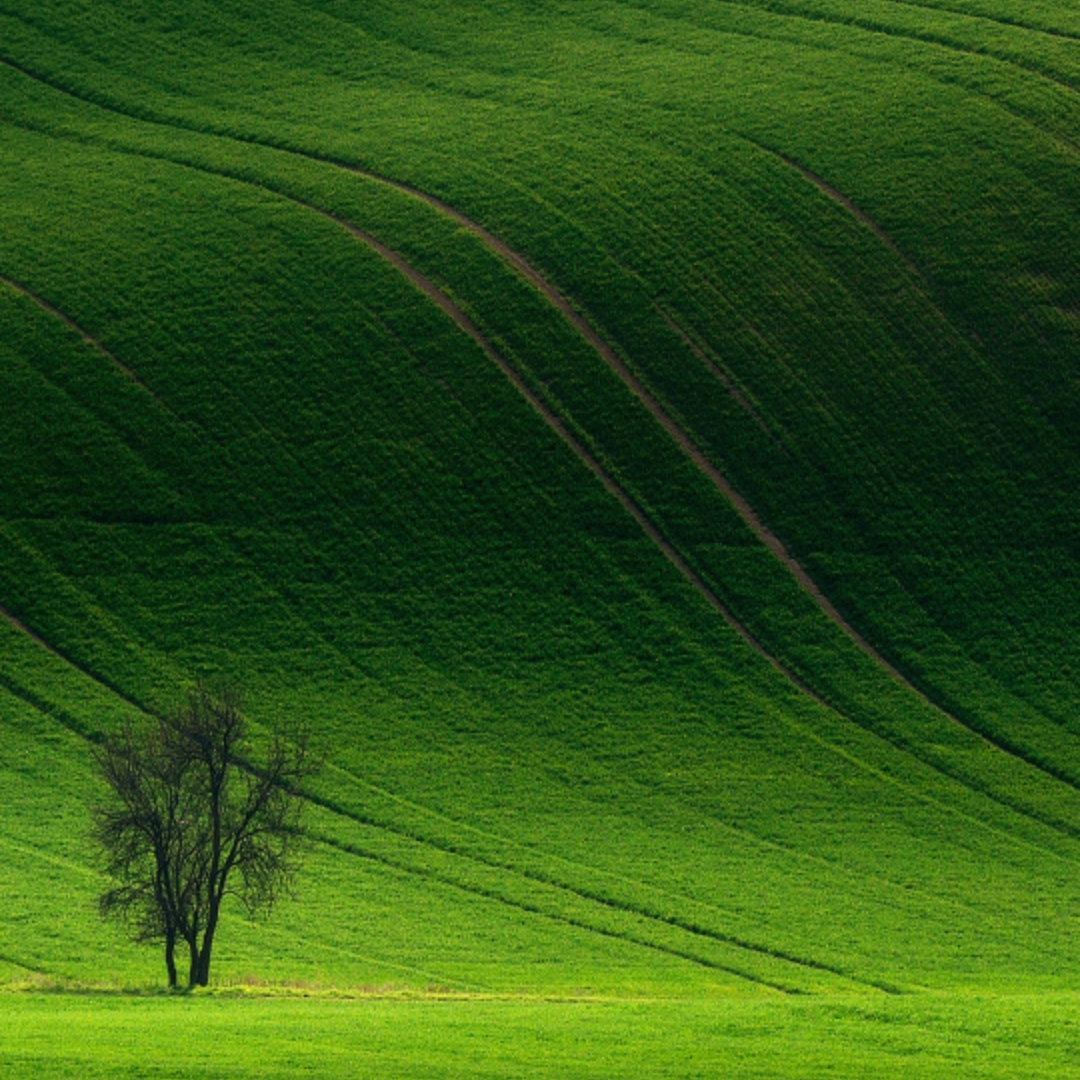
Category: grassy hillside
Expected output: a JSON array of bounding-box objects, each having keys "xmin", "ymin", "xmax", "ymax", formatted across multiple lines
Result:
[{"xmin": 2, "ymin": 0, "xmax": 1080, "ymax": 1074}]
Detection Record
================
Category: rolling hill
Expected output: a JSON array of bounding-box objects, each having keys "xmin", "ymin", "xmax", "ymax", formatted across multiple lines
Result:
[{"xmin": 2, "ymin": 1, "xmax": 1080, "ymax": 1075}]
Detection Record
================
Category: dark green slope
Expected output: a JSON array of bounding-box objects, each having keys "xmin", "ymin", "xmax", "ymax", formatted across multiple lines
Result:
[{"xmin": 1, "ymin": 0, "xmax": 1080, "ymax": 997}]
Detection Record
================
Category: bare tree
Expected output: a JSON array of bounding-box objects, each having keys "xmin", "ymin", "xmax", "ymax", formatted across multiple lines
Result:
[{"xmin": 93, "ymin": 682, "xmax": 318, "ymax": 988}]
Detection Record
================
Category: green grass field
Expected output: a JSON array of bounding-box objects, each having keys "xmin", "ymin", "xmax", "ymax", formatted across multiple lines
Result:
[
  {"xmin": 8, "ymin": 991, "xmax": 1080, "ymax": 1079},
  {"xmin": 3, "ymin": 0, "xmax": 1080, "ymax": 1074}
]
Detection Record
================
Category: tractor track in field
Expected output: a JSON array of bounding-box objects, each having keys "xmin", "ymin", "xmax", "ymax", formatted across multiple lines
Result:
[
  {"xmin": 0, "ymin": 663, "xmax": 881, "ymax": 995},
  {"xmin": 714, "ymin": 0, "xmax": 1080, "ymax": 98},
  {"xmin": 302, "ymin": 783, "xmax": 902, "ymax": 994},
  {"xmin": 7, "ymin": 60, "xmax": 1080, "ymax": 842},
  {"xmin": 0, "ymin": 667, "xmax": 98, "ymax": 743},
  {"xmin": 316, "ymin": 832, "xmax": 810, "ymax": 995},
  {"xmin": 0, "ymin": 273, "xmax": 171, "ymax": 412},
  {"xmin": 321, "ymin": 836, "xmax": 800, "ymax": 993},
  {"xmin": 0, "ymin": 950, "xmax": 49, "ymax": 977},
  {"xmin": 7, "ymin": 127, "xmax": 1080, "ymax": 859},
  {"xmin": 881, "ymin": 0, "xmax": 1080, "ymax": 45},
  {"xmin": 379, "ymin": 146, "xmax": 1080, "ymax": 811},
  {"xmin": 762, "ymin": 155, "xmax": 918, "ymax": 274},
  {"xmin": 0, "ymin": 602, "xmax": 62, "ymax": 661},
  {"xmin": 301, "ymin": 129, "xmax": 1033, "ymax": 793},
  {"xmin": 654, "ymin": 306, "xmax": 779, "ymax": 440},
  {"xmin": 0, "ymin": 829, "xmax": 103, "ymax": 880},
  {"xmin": 621, "ymin": 3, "xmax": 1080, "ymax": 161},
  {"xmin": 316, "ymin": 208, "xmax": 817, "ymax": 683},
  {"xmin": 0, "ymin": 603, "xmax": 148, "ymax": 723},
  {"xmin": 321, "ymin": 137, "xmax": 943, "ymax": 714},
  {"xmin": 316, "ymin": 757, "xmax": 1055, "ymax": 954}
]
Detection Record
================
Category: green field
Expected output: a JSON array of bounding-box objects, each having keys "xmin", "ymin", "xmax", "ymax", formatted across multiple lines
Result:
[
  {"xmin": 8, "ymin": 992, "xmax": 1080, "ymax": 1079},
  {"xmin": 2, "ymin": 0, "xmax": 1080, "ymax": 1074}
]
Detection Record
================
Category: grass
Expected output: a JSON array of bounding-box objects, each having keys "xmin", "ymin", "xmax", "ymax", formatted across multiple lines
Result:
[
  {"xmin": 2, "ymin": 0, "xmax": 1080, "ymax": 1073},
  {"xmin": 6, "ymin": 991, "xmax": 1080, "ymax": 1078}
]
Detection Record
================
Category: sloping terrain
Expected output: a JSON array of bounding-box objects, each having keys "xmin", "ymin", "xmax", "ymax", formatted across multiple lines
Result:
[{"xmin": 2, "ymin": 0, "xmax": 1080, "ymax": 1071}]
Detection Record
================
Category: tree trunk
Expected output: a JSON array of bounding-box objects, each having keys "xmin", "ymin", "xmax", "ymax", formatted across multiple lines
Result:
[
  {"xmin": 187, "ymin": 936, "xmax": 200, "ymax": 989},
  {"xmin": 196, "ymin": 908, "xmax": 219, "ymax": 987},
  {"xmin": 164, "ymin": 929, "xmax": 178, "ymax": 989}
]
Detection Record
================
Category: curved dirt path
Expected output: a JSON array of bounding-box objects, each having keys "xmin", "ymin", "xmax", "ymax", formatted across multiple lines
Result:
[
  {"xmin": 5, "ymin": 56, "xmax": 1080, "ymax": 819},
  {"xmin": 0, "ymin": 599, "xmax": 149, "ymax": 722},
  {"xmin": 321, "ymin": 198, "xmax": 1080, "ymax": 823},
  {"xmin": 771, "ymin": 156, "xmax": 919, "ymax": 273},
  {"xmin": 0, "ymin": 273, "xmax": 170, "ymax": 411},
  {"xmin": 715, "ymin": 0, "xmax": 1080, "ymax": 96},
  {"xmin": 0, "ymin": 603, "xmax": 61, "ymax": 658},
  {"xmin": 336, "ymin": 159, "xmax": 953, "ymax": 715},
  {"xmin": 338, "ymin": 144, "xmax": 1080, "ymax": 814},
  {"xmin": 655, "ymin": 305, "xmax": 777, "ymax": 438},
  {"xmin": 882, "ymin": 0, "xmax": 1080, "ymax": 43},
  {"xmin": 319, "ymin": 211, "xmax": 813, "ymax": 685}
]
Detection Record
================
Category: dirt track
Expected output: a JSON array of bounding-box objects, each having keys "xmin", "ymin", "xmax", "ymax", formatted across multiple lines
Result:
[
  {"xmin": 2, "ymin": 54, "xmax": 1076, "ymax": 813},
  {"xmin": 0, "ymin": 274, "xmax": 170, "ymax": 410},
  {"xmin": 339, "ymin": 165, "xmax": 941, "ymax": 705},
  {"xmin": 0, "ymin": 603, "xmax": 60, "ymax": 658},
  {"xmin": 322, "ymin": 211, "xmax": 812, "ymax": 684},
  {"xmin": 780, "ymin": 158, "xmax": 918, "ymax": 273}
]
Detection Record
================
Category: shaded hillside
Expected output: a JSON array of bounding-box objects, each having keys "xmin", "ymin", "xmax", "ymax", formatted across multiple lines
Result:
[{"xmin": 1, "ymin": 0, "xmax": 1080, "ymax": 1001}]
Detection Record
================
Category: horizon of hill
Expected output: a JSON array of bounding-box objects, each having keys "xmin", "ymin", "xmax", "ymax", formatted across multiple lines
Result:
[{"xmin": 2, "ymin": 1, "xmax": 1080, "ymax": 1075}]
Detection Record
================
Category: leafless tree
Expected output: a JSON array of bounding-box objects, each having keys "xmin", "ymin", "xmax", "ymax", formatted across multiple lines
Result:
[{"xmin": 93, "ymin": 682, "xmax": 318, "ymax": 988}]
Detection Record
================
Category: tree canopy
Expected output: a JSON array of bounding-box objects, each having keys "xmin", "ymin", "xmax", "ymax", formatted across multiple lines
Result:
[{"xmin": 93, "ymin": 683, "xmax": 318, "ymax": 988}]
